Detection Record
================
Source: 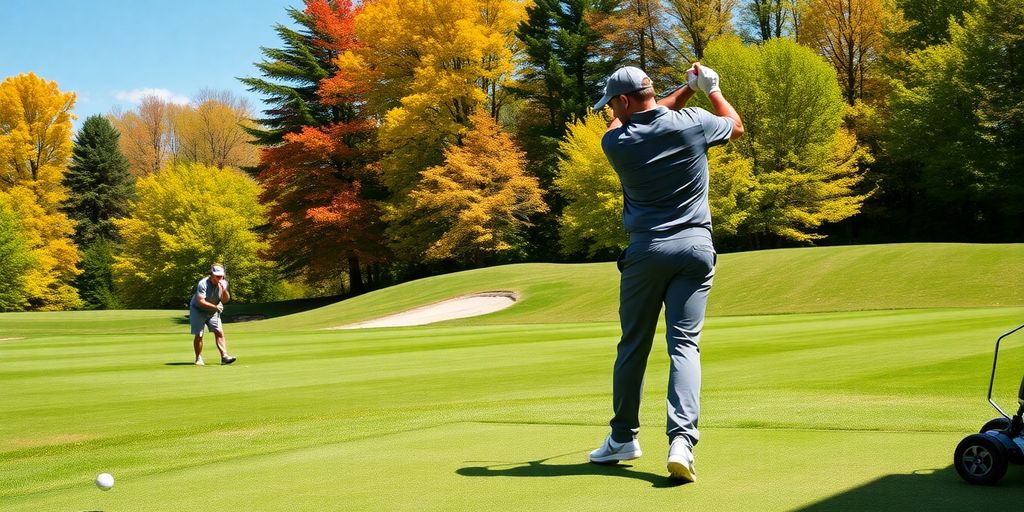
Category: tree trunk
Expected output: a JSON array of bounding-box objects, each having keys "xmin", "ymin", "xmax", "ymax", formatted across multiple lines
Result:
[{"xmin": 348, "ymin": 255, "xmax": 365, "ymax": 295}]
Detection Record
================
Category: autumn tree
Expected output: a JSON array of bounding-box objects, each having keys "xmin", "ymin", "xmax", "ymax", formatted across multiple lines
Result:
[
  {"xmin": 588, "ymin": 0, "xmax": 676, "ymax": 84},
  {"xmin": 111, "ymin": 92, "xmax": 259, "ymax": 176},
  {"xmin": 554, "ymin": 111, "xmax": 623, "ymax": 256},
  {"xmin": 244, "ymin": 0, "xmax": 383, "ymax": 294},
  {"xmin": 109, "ymin": 96, "xmax": 174, "ymax": 176},
  {"xmin": 113, "ymin": 163, "xmax": 279, "ymax": 308},
  {"xmin": 0, "ymin": 198, "xmax": 33, "ymax": 311},
  {"xmin": 664, "ymin": 0, "xmax": 737, "ymax": 61},
  {"xmin": 701, "ymin": 36, "xmax": 870, "ymax": 245},
  {"xmin": 407, "ymin": 109, "xmax": 547, "ymax": 264},
  {"xmin": 342, "ymin": 0, "xmax": 529, "ymax": 259},
  {"xmin": 240, "ymin": 0, "xmax": 352, "ymax": 146},
  {"xmin": 0, "ymin": 73, "xmax": 81, "ymax": 310},
  {"xmin": 738, "ymin": 0, "xmax": 810, "ymax": 41},
  {"xmin": 798, "ymin": 0, "xmax": 902, "ymax": 104},
  {"xmin": 171, "ymin": 90, "xmax": 259, "ymax": 170}
]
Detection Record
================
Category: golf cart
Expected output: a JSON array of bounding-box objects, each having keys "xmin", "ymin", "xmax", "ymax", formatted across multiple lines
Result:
[{"xmin": 954, "ymin": 323, "xmax": 1024, "ymax": 485}]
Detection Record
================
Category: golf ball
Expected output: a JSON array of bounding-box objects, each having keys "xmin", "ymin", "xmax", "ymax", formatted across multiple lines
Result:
[{"xmin": 95, "ymin": 472, "xmax": 114, "ymax": 490}]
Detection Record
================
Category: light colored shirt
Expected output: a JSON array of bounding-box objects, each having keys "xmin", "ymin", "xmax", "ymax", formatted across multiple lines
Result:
[{"xmin": 189, "ymin": 277, "xmax": 222, "ymax": 310}]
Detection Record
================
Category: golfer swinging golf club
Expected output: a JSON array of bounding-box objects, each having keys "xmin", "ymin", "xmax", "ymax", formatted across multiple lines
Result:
[
  {"xmin": 190, "ymin": 264, "xmax": 237, "ymax": 366},
  {"xmin": 587, "ymin": 63, "xmax": 743, "ymax": 482}
]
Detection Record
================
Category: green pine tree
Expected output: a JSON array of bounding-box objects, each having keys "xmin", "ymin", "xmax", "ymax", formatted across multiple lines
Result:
[
  {"xmin": 62, "ymin": 115, "xmax": 136, "ymax": 309},
  {"xmin": 238, "ymin": 4, "xmax": 340, "ymax": 146},
  {"xmin": 513, "ymin": 0, "xmax": 621, "ymax": 260},
  {"xmin": 63, "ymin": 115, "xmax": 136, "ymax": 246}
]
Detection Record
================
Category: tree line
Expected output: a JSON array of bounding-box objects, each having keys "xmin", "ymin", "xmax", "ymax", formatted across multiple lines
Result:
[{"xmin": 0, "ymin": 0, "xmax": 1020, "ymax": 310}]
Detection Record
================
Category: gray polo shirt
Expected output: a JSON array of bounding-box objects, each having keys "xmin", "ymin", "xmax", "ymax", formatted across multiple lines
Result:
[
  {"xmin": 601, "ymin": 106, "xmax": 734, "ymax": 235},
  {"xmin": 189, "ymin": 277, "xmax": 223, "ymax": 311}
]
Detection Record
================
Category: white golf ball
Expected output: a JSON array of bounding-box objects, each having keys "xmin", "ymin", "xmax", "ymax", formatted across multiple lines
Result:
[{"xmin": 95, "ymin": 472, "xmax": 114, "ymax": 490}]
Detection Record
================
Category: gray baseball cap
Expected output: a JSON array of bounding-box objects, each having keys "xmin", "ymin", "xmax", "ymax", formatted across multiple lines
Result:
[{"xmin": 593, "ymin": 66, "xmax": 653, "ymax": 110}]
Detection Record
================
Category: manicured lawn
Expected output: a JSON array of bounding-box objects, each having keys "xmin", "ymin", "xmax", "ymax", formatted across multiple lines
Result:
[{"xmin": 2, "ymin": 244, "xmax": 1024, "ymax": 510}]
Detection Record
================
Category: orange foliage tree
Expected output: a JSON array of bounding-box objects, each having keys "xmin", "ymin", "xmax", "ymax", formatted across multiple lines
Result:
[{"xmin": 248, "ymin": 0, "xmax": 386, "ymax": 294}]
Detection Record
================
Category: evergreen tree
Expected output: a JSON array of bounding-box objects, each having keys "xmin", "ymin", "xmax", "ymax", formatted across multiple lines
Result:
[
  {"xmin": 75, "ymin": 238, "xmax": 120, "ymax": 310},
  {"xmin": 242, "ymin": 0, "xmax": 380, "ymax": 294},
  {"xmin": 239, "ymin": 1, "xmax": 345, "ymax": 146},
  {"xmin": 63, "ymin": 115, "xmax": 136, "ymax": 246},
  {"xmin": 514, "ymin": 0, "xmax": 621, "ymax": 260}
]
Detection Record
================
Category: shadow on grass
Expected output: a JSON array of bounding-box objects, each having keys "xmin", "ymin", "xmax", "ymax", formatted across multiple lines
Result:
[
  {"xmin": 164, "ymin": 362, "xmax": 197, "ymax": 366},
  {"xmin": 457, "ymin": 453, "xmax": 687, "ymax": 488},
  {"xmin": 794, "ymin": 465, "xmax": 1024, "ymax": 511}
]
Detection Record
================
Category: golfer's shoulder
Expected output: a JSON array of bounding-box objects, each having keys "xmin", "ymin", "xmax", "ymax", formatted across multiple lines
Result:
[{"xmin": 673, "ymin": 107, "xmax": 712, "ymax": 125}]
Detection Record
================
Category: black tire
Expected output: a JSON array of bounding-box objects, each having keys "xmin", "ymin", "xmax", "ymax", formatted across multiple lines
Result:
[
  {"xmin": 954, "ymin": 434, "xmax": 1009, "ymax": 485},
  {"xmin": 980, "ymin": 417, "xmax": 1011, "ymax": 434}
]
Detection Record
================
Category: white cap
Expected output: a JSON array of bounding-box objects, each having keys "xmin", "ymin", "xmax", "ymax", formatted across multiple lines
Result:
[{"xmin": 210, "ymin": 264, "xmax": 226, "ymax": 276}]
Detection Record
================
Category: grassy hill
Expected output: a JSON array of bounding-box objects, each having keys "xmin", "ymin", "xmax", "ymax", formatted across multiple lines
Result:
[
  {"xmin": 2, "ymin": 243, "xmax": 1021, "ymax": 336},
  {"xmin": 247, "ymin": 243, "xmax": 1024, "ymax": 330}
]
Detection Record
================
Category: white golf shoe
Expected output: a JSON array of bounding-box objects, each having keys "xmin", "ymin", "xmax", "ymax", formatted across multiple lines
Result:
[
  {"xmin": 667, "ymin": 437, "xmax": 697, "ymax": 482},
  {"xmin": 195, "ymin": 357, "xmax": 205, "ymax": 366},
  {"xmin": 589, "ymin": 435, "xmax": 642, "ymax": 464}
]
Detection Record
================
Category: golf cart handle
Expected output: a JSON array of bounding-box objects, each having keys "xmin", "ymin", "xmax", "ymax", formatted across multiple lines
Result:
[{"xmin": 988, "ymin": 323, "xmax": 1024, "ymax": 417}]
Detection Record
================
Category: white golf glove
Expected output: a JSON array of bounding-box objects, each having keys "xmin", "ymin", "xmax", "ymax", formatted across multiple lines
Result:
[
  {"xmin": 695, "ymin": 64, "xmax": 721, "ymax": 96},
  {"xmin": 687, "ymin": 68, "xmax": 699, "ymax": 91},
  {"xmin": 216, "ymin": 303, "xmax": 224, "ymax": 313}
]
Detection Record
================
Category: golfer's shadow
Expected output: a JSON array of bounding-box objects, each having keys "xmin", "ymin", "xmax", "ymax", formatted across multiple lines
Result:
[{"xmin": 456, "ymin": 452, "xmax": 687, "ymax": 488}]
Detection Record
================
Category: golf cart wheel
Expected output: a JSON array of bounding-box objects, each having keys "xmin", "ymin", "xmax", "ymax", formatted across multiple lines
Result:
[
  {"xmin": 980, "ymin": 417, "xmax": 1011, "ymax": 434},
  {"xmin": 954, "ymin": 434, "xmax": 1008, "ymax": 485}
]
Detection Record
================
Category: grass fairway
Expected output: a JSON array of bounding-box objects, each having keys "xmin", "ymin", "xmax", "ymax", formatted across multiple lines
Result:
[{"xmin": 2, "ymin": 244, "xmax": 1024, "ymax": 510}]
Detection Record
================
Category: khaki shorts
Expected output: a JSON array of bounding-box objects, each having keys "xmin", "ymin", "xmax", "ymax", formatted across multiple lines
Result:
[{"xmin": 189, "ymin": 309, "xmax": 223, "ymax": 336}]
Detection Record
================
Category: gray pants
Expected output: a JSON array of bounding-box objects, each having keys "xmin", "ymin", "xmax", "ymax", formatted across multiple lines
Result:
[{"xmin": 610, "ymin": 227, "xmax": 715, "ymax": 448}]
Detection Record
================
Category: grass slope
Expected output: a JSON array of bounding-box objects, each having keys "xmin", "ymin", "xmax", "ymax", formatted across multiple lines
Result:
[{"xmin": 251, "ymin": 243, "xmax": 1024, "ymax": 330}]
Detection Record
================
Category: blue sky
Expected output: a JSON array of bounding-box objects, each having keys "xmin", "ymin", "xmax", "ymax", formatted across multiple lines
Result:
[{"xmin": 0, "ymin": 0, "xmax": 300, "ymax": 127}]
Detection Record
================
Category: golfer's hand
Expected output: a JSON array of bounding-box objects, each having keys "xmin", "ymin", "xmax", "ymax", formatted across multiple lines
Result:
[
  {"xmin": 216, "ymin": 303, "xmax": 224, "ymax": 313},
  {"xmin": 687, "ymin": 63, "xmax": 699, "ymax": 91},
  {"xmin": 694, "ymin": 63, "xmax": 722, "ymax": 96},
  {"xmin": 220, "ymin": 279, "xmax": 228, "ymax": 291}
]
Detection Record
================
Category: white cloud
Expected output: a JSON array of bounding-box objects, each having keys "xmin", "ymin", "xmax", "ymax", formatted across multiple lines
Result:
[{"xmin": 113, "ymin": 88, "xmax": 191, "ymax": 105}]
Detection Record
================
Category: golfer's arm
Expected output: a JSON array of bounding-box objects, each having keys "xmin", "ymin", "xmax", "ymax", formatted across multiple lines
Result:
[
  {"xmin": 657, "ymin": 84, "xmax": 696, "ymax": 111},
  {"xmin": 219, "ymin": 285, "xmax": 230, "ymax": 303},
  {"xmin": 197, "ymin": 295, "xmax": 219, "ymax": 311},
  {"xmin": 708, "ymin": 92, "xmax": 744, "ymax": 140}
]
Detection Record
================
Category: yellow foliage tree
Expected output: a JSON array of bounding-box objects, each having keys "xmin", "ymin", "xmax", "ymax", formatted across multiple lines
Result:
[
  {"xmin": 113, "ymin": 163, "xmax": 277, "ymax": 308},
  {"xmin": 665, "ymin": 0, "xmax": 738, "ymax": 60},
  {"xmin": 340, "ymin": 0, "xmax": 528, "ymax": 196},
  {"xmin": 798, "ymin": 0, "xmax": 906, "ymax": 104},
  {"xmin": 0, "ymin": 73, "xmax": 82, "ymax": 310},
  {"xmin": 110, "ymin": 91, "xmax": 259, "ymax": 176},
  {"xmin": 407, "ymin": 109, "xmax": 547, "ymax": 264},
  {"xmin": 554, "ymin": 111, "xmax": 624, "ymax": 257}
]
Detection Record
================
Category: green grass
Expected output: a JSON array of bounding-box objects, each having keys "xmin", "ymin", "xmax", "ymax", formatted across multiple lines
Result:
[{"xmin": 2, "ymin": 243, "xmax": 1024, "ymax": 511}]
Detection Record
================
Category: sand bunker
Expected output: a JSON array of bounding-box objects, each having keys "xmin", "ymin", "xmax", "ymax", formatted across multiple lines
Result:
[{"xmin": 332, "ymin": 291, "xmax": 518, "ymax": 329}]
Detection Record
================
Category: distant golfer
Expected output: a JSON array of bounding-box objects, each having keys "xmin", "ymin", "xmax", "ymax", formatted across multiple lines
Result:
[
  {"xmin": 587, "ymin": 64, "xmax": 743, "ymax": 482},
  {"xmin": 190, "ymin": 264, "xmax": 236, "ymax": 366}
]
